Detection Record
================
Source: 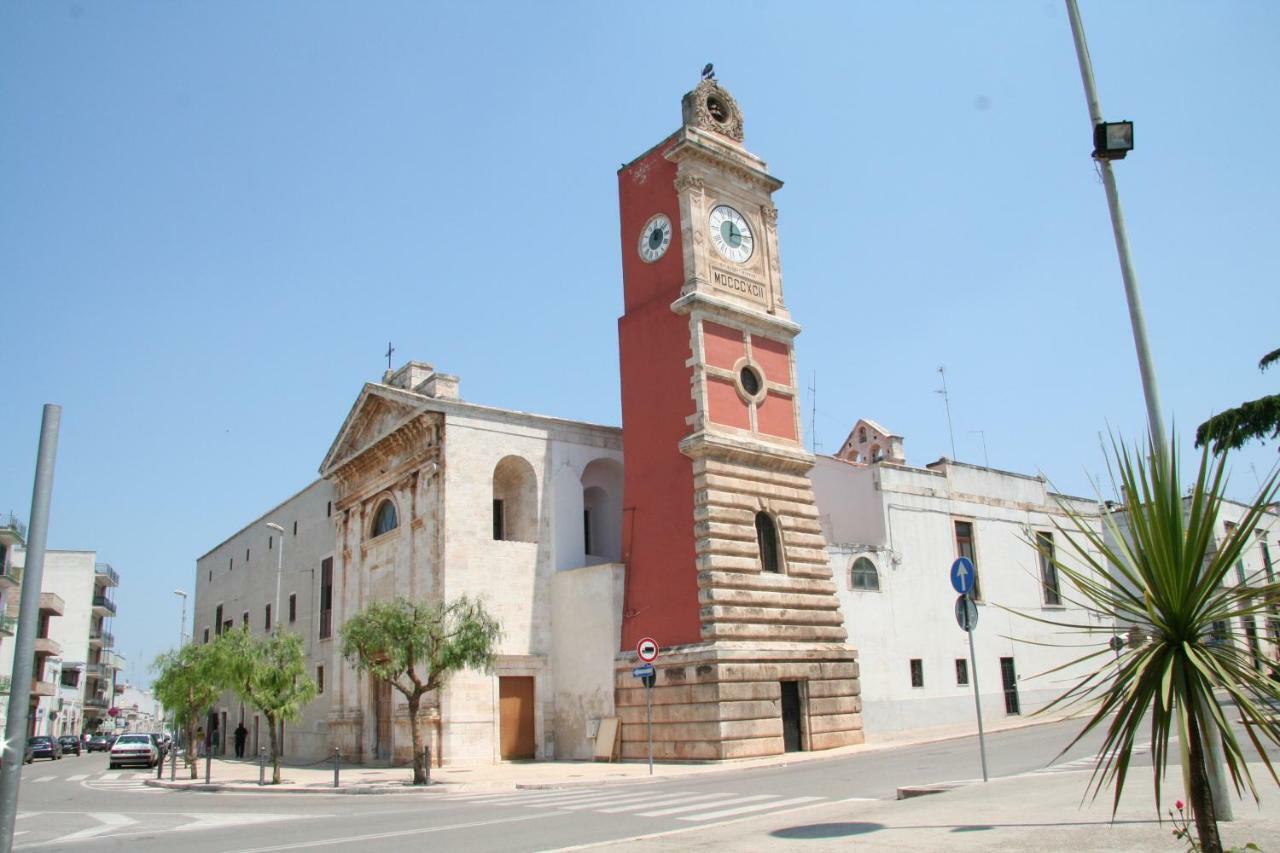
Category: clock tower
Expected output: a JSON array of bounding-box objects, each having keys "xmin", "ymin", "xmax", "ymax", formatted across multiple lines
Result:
[{"xmin": 614, "ymin": 76, "xmax": 863, "ymax": 759}]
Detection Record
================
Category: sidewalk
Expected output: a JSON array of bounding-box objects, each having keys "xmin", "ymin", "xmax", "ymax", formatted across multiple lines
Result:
[
  {"xmin": 590, "ymin": 762, "xmax": 1280, "ymax": 852},
  {"xmin": 145, "ymin": 710, "xmax": 1082, "ymax": 795}
]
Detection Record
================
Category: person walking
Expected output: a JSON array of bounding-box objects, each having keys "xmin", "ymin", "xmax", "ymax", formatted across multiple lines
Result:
[{"xmin": 234, "ymin": 722, "xmax": 248, "ymax": 759}]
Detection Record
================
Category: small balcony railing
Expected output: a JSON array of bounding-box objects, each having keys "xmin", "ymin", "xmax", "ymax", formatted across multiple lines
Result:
[
  {"xmin": 0, "ymin": 560, "xmax": 20, "ymax": 585},
  {"xmin": 0, "ymin": 616, "xmax": 15, "ymax": 637},
  {"xmin": 0, "ymin": 513, "xmax": 25, "ymax": 541},
  {"xmin": 84, "ymin": 695, "xmax": 109, "ymax": 710},
  {"xmin": 94, "ymin": 562, "xmax": 119, "ymax": 587},
  {"xmin": 89, "ymin": 629, "xmax": 114, "ymax": 648},
  {"xmin": 92, "ymin": 594, "xmax": 116, "ymax": 615}
]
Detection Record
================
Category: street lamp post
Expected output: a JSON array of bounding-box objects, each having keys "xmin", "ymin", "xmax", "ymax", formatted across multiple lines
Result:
[
  {"xmin": 265, "ymin": 523, "xmax": 284, "ymax": 635},
  {"xmin": 171, "ymin": 590, "xmax": 187, "ymax": 782}
]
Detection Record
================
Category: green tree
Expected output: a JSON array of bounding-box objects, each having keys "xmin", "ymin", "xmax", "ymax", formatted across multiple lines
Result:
[
  {"xmin": 151, "ymin": 642, "xmax": 223, "ymax": 779},
  {"xmin": 341, "ymin": 596, "xmax": 501, "ymax": 785},
  {"xmin": 216, "ymin": 628, "xmax": 317, "ymax": 784},
  {"xmin": 1034, "ymin": 438, "xmax": 1280, "ymax": 853},
  {"xmin": 1195, "ymin": 347, "xmax": 1280, "ymax": 453}
]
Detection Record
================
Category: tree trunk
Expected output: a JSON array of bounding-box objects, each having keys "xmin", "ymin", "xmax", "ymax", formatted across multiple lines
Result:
[
  {"xmin": 267, "ymin": 712, "xmax": 281, "ymax": 785},
  {"xmin": 187, "ymin": 721, "xmax": 199, "ymax": 780},
  {"xmin": 408, "ymin": 693, "xmax": 426, "ymax": 785},
  {"xmin": 1186, "ymin": 708, "xmax": 1224, "ymax": 853}
]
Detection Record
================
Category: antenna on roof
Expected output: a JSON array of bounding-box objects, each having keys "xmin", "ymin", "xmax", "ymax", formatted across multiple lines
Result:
[
  {"xmin": 809, "ymin": 371, "xmax": 821, "ymax": 454},
  {"xmin": 969, "ymin": 430, "xmax": 989, "ymax": 468},
  {"xmin": 936, "ymin": 366, "xmax": 957, "ymax": 460}
]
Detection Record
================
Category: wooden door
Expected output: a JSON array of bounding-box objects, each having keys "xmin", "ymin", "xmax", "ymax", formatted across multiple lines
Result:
[
  {"xmin": 498, "ymin": 677, "xmax": 535, "ymax": 760},
  {"xmin": 780, "ymin": 681, "xmax": 803, "ymax": 752},
  {"xmin": 374, "ymin": 678, "xmax": 393, "ymax": 760}
]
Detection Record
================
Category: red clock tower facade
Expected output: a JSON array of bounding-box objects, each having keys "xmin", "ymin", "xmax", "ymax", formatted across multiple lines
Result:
[{"xmin": 615, "ymin": 78, "xmax": 863, "ymax": 759}]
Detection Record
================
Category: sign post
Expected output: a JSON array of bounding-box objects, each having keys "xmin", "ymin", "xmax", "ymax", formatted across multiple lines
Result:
[
  {"xmin": 634, "ymin": 638, "xmax": 659, "ymax": 775},
  {"xmin": 950, "ymin": 557, "xmax": 988, "ymax": 783}
]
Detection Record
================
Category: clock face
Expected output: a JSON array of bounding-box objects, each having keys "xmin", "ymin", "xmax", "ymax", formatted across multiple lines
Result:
[
  {"xmin": 638, "ymin": 214, "xmax": 672, "ymax": 263},
  {"xmin": 709, "ymin": 204, "xmax": 754, "ymax": 263}
]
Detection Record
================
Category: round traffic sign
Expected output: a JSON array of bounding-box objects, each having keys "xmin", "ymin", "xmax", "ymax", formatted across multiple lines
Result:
[
  {"xmin": 637, "ymin": 637, "xmax": 659, "ymax": 662},
  {"xmin": 950, "ymin": 557, "xmax": 975, "ymax": 595},
  {"xmin": 954, "ymin": 594, "xmax": 978, "ymax": 632}
]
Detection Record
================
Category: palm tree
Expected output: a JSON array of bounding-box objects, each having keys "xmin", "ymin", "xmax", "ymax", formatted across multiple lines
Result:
[{"xmin": 1035, "ymin": 438, "xmax": 1279, "ymax": 853}]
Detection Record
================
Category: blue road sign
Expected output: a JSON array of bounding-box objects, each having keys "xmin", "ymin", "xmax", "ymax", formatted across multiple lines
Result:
[
  {"xmin": 950, "ymin": 557, "xmax": 975, "ymax": 595},
  {"xmin": 632, "ymin": 664, "xmax": 655, "ymax": 678}
]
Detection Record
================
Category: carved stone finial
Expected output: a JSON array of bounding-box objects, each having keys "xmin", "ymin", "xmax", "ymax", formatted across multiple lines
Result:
[{"xmin": 681, "ymin": 78, "xmax": 744, "ymax": 142}]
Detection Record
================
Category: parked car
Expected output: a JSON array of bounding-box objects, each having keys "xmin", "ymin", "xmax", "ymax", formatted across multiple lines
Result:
[
  {"xmin": 57, "ymin": 735, "xmax": 81, "ymax": 756},
  {"xmin": 28, "ymin": 736, "xmax": 63, "ymax": 761},
  {"xmin": 108, "ymin": 733, "xmax": 158, "ymax": 769},
  {"xmin": 86, "ymin": 734, "xmax": 113, "ymax": 753}
]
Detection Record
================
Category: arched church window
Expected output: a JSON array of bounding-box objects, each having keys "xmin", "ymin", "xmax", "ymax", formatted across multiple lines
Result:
[
  {"xmin": 371, "ymin": 500, "xmax": 398, "ymax": 538},
  {"xmin": 492, "ymin": 455, "xmax": 538, "ymax": 542},
  {"xmin": 850, "ymin": 557, "xmax": 880, "ymax": 590},
  {"xmin": 755, "ymin": 511, "xmax": 783, "ymax": 574}
]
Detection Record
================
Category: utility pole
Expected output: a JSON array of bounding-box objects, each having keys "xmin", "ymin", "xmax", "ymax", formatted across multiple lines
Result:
[
  {"xmin": 0, "ymin": 405, "xmax": 62, "ymax": 853},
  {"xmin": 1064, "ymin": 0, "xmax": 1228, "ymax": 821}
]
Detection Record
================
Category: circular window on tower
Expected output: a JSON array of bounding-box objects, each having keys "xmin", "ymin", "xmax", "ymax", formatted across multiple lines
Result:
[{"xmin": 734, "ymin": 361, "xmax": 766, "ymax": 404}]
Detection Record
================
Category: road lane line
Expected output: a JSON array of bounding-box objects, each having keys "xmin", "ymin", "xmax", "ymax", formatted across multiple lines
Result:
[
  {"xmin": 638, "ymin": 794, "xmax": 777, "ymax": 817},
  {"xmin": 676, "ymin": 795, "xmax": 824, "ymax": 821},
  {"xmin": 595, "ymin": 792, "xmax": 739, "ymax": 813},
  {"xmin": 67, "ymin": 774, "xmax": 89, "ymax": 782},
  {"xmin": 45, "ymin": 812, "xmax": 138, "ymax": 844},
  {"xmin": 229, "ymin": 811, "xmax": 564, "ymax": 852},
  {"xmin": 558, "ymin": 791, "xmax": 713, "ymax": 811},
  {"xmin": 33, "ymin": 777, "xmax": 55, "ymax": 783}
]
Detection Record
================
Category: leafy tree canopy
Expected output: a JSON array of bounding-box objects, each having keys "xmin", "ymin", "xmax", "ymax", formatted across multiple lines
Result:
[{"xmin": 1195, "ymin": 346, "xmax": 1280, "ymax": 453}]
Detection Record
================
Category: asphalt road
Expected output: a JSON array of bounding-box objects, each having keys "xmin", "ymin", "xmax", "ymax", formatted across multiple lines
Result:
[{"xmin": 8, "ymin": 716, "xmax": 1274, "ymax": 852}]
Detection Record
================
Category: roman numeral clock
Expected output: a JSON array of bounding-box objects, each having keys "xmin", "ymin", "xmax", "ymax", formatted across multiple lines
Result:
[{"xmin": 613, "ymin": 74, "xmax": 863, "ymax": 760}]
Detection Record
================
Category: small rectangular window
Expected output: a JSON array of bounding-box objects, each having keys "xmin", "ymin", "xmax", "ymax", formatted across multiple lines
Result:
[
  {"xmin": 493, "ymin": 499, "xmax": 505, "ymax": 540},
  {"xmin": 326, "ymin": 501, "xmax": 332, "ymax": 518},
  {"xmin": 246, "ymin": 548, "xmax": 250, "ymax": 561},
  {"xmin": 222, "ymin": 619, "xmax": 233, "ymax": 634},
  {"xmin": 289, "ymin": 593, "xmax": 297, "ymax": 623},
  {"xmin": 242, "ymin": 611, "xmax": 249, "ymax": 627},
  {"xmin": 317, "ymin": 665, "xmax": 325, "ymax": 694},
  {"xmin": 293, "ymin": 521, "xmax": 297, "ymax": 536},
  {"xmin": 264, "ymin": 604, "xmax": 272, "ymax": 631},
  {"xmin": 215, "ymin": 605, "xmax": 224, "ymax": 636},
  {"xmin": 319, "ymin": 557, "xmax": 333, "ymax": 640},
  {"xmin": 584, "ymin": 509, "xmax": 592, "ymax": 556},
  {"xmin": 954, "ymin": 520, "xmax": 982, "ymax": 600},
  {"xmin": 229, "ymin": 557, "xmax": 233, "ymax": 571},
  {"xmin": 203, "ymin": 628, "xmax": 210, "ymax": 644},
  {"xmin": 955, "ymin": 658, "xmax": 969, "ymax": 686},
  {"xmin": 269, "ymin": 536, "xmax": 273, "ymax": 550},
  {"xmin": 1037, "ymin": 531, "xmax": 1062, "ymax": 606},
  {"xmin": 910, "ymin": 658, "xmax": 924, "ymax": 688}
]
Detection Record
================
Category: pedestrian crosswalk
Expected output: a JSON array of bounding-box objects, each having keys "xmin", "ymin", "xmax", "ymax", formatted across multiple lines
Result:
[
  {"xmin": 1031, "ymin": 742, "xmax": 1152, "ymax": 776},
  {"xmin": 80, "ymin": 770, "xmax": 166, "ymax": 794},
  {"xmin": 446, "ymin": 786, "xmax": 828, "ymax": 822}
]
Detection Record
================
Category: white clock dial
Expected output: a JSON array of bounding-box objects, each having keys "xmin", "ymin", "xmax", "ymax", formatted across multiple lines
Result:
[
  {"xmin": 638, "ymin": 213, "xmax": 673, "ymax": 263},
  {"xmin": 708, "ymin": 204, "xmax": 754, "ymax": 263}
]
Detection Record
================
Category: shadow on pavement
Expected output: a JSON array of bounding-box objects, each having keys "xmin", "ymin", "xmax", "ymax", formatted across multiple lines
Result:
[
  {"xmin": 771, "ymin": 818, "xmax": 1163, "ymax": 839},
  {"xmin": 771, "ymin": 823, "xmax": 885, "ymax": 838}
]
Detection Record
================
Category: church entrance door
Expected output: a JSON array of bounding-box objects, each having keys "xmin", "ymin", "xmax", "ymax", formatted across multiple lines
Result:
[
  {"xmin": 780, "ymin": 681, "xmax": 804, "ymax": 752},
  {"xmin": 373, "ymin": 677, "xmax": 393, "ymax": 761},
  {"xmin": 498, "ymin": 677, "xmax": 535, "ymax": 760}
]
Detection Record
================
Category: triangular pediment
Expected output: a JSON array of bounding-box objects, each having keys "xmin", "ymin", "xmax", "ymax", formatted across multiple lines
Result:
[{"xmin": 319, "ymin": 384, "xmax": 427, "ymax": 477}]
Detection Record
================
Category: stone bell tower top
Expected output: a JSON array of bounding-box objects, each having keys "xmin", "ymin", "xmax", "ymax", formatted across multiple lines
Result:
[{"xmin": 681, "ymin": 76, "xmax": 745, "ymax": 143}]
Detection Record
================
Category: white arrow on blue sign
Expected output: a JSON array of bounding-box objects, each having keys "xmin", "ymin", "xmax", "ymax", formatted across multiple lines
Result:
[{"xmin": 950, "ymin": 557, "xmax": 975, "ymax": 595}]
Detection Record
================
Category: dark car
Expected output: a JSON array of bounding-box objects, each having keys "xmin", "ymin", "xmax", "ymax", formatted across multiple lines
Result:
[
  {"xmin": 86, "ymin": 734, "xmax": 113, "ymax": 753},
  {"xmin": 28, "ymin": 736, "xmax": 62, "ymax": 761},
  {"xmin": 57, "ymin": 736, "xmax": 81, "ymax": 756}
]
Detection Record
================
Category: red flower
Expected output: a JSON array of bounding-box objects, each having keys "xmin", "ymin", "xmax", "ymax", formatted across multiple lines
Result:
[{"xmin": 1175, "ymin": 800, "xmax": 1184, "ymax": 810}]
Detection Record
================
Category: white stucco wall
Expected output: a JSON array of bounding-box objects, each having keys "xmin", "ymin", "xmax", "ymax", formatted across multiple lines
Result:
[{"xmin": 550, "ymin": 561, "xmax": 624, "ymax": 759}]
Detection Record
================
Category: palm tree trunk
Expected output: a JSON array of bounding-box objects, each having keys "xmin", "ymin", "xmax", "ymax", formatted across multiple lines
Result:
[
  {"xmin": 1186, "ymin": 709, "xmax": 1223, "ymax": 853},
  {"xmin": 267, "ymin": 713, "xmax": 281, "ymax": 785},
  {"xmin": 408, "ymin": 693, "xmax": 426, "ymax": 785}
]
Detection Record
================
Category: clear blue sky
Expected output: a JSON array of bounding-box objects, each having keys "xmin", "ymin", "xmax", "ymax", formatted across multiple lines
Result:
[{"xmin": 3, "ymin": 2, "xmax": 1277, "ymax": 686}]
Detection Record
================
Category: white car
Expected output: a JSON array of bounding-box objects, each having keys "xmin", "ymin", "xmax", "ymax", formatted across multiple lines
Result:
[{"xmin": 108, "ymin": 733, "xmax": 158, "ymax": 769}]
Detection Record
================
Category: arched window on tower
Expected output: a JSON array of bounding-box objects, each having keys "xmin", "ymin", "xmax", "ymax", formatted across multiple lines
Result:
[
  {"xmin": 492, "ymin": 455, "xmax": 538, "ymax": 542},
  {"xmin": 850, "ymin": 556, "xmax": 880, "ymax": 590},
  {"xmin": 755, "ymin": 512, "xmax": 783, "ymax": 574},
  {"xmin": 371, "ymin": 500, "xmax": 398, "ymax": 538}
]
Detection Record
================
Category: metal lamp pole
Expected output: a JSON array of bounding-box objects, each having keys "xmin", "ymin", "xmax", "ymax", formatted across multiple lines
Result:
[
  {"xmin": 171, "ymin": 590, "xmax": 187, "ymax": 781},
  {"xmin": 265, "ymin": 523, "xmax": 284, "ymax": 635},
  {"xmin": 1064, "ymin": 0, "xmax": 1230, "ymax": 821}
]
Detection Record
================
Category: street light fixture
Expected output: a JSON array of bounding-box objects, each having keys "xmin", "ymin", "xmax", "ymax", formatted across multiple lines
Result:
[
  {"xmin": 265, "ymin": 523, "xmax": 284, "ymax": 635},
  {"xmin": 1093, "ymin": 120, "xmax": 1134, "ymax": 160},
  {"xmin": 173, "ymin": 590, "xmax": 188, "ymax": 647}
]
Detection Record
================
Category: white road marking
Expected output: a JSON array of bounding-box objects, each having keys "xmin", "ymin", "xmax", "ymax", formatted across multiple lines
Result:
[
  {"xmin": 15, "ymin": 812, "xmax": 41, "ymax": 820},
  {"xmin": 47, "ymin": 812, "xmax": 138, "ymax": 843},
  {"xmin": 559, "ymin": 791, "xmax": 716, "ymax": 811},
  {"xmin": 638, "ymin": 794, "xmax": 777, "ymax": 817},
  {"xmin": 231, "ymin": 811, "xmax": 561, "ymax": 852},
  {"xmin": 174, "ymin": 813, "xmax": 300, "ymax": 832},
  {"xmin": 67, "ymin": 774, "xmax": 89, "ymax": 782},
  {"xmin": 33, "ymin": 777, "xmax": 55, "ymax": 783},
  {"xmin": 595, "ymin": 792, "xmax": 739, "ymax": 813},
  {"xmin": 677, "ymin": 795, "xmax": 824, "ymax": 821}
]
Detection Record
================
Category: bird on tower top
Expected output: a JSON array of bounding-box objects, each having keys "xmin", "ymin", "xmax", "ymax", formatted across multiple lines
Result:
[{"xmin": 701, "ymin": 63, "xmax": 715, "ymax": 81}]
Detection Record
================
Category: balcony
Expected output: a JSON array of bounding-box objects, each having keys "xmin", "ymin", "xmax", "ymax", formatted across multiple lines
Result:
[
  {"xmin": 84, "ymin": 695, "xmax": 108, "ymax": 710},
  {"xmin": 91, "ymin": 594, "xmax": 116, "ymax": 616},
  {"xmin": 0, "ymin": 512, "xmax": 25, "ymax": 542},
  {"xmin": 0, "ymin": 560, "xmax": 19, "ymax": 586},
  {"xmin": 94, "ymin": 562, "xmax": 119, "ymax": 587},
  {"xmin": 39, "ymin": 592, "xmax": 65, "ymax": 617},
  {"xmin": 31, "ymin": 679, "xmax": 56, "ymax": 697},
  {"xmin": 84, "ymin": 662, "xmax": 108, "ymax": 679},
  {"xmin": 0, "ymin": 616, "xmax": 15, "ymax": 636},
  {"xmin": 88, "ymin": 629, "xmax": 114, "ymax": 649},
  {"xmin": 0, "ymin": 676, "xmax": 10, "ymax": 694},
  {"xmin": 33, "ymin": 636, "xmax": 62, "ymax": 657}
]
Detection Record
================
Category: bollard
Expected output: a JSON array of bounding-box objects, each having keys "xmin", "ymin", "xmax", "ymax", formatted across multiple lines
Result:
[
  {"xmin": 423, "ymin": 745, "xmax": 431, "ymax": 785},
  {"xmin": 258, "ymin": 748, "xmax": 266, "ymax": 786},
  {"xmin": 332, "ymin": 748, "xmax": 340, "ymax": 789}
]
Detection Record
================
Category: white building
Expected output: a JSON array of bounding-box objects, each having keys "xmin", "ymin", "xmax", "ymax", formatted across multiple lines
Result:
[{"xmin": 812, "ymin": 426, "xmax": 1112, "ymax": 736}]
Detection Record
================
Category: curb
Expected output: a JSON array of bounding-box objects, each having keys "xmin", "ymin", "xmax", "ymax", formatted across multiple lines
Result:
[{"xmin": 143, "ymin": 778, "xmax": 457, "ymax": 795}]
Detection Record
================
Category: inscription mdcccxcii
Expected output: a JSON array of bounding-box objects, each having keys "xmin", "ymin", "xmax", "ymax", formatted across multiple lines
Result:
[{"xmin": 711, "ymin": 267, "xmax": 767, "ymax": 302}]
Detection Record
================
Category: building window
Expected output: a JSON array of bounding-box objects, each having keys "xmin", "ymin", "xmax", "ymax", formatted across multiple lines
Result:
[
  {"xmin": 850, "ymin": 557, "xmax": 879, "ymax": 590},
  {"xmin": 246, "ymin": 548, "xmax": 250, "ymax": 561},
  {"xmin": 492, "ymin": 499, "xmax": 505, "ymax": 541},
  {"xmin": 954, "ymin": 520, "xmax": 982, "ymax": 600},
  {"xmin": 265, "ymin": 604, "xmax": 272, "ymax": 631},
  {"xmin": 492, "ymin": 455, "xmax": 538, "ymax": 542},
  {"xmin": 319, "ymin": 557, "xmax": 333, "ymax": 640},
  {"xmin": 858, "ymin": 427, "xmax": 867, "ymax": 443},
  {"xmin": 1036, "ymin": 531, "xmax": 1062, "ymax": 605},
  {"xmin": 316, "ymin": 665, "xmax": 324, "ymax": 694},
  {"xmin": 215, "ymin": 605, "xmax": 224, "ymax": 636},
  {"xmin": 222, "ymin": 619, "xmax": 233, "ymax": 634},
  {"xmin": 268, "ymin": 535, "xmax": 273, "ymax": 551},
  {"xmin": 288, "ymin": 593, "xmax": 297, "ymax": 623},
  {"xmin": 326, "ymin": 501, "xmax": 332, "ymax": 518},
  {"xmin": 955, "ymin": 659, "xmax": 969, "ymax": 686},
  {"xmin": 371, "ymin": 500, "xmax": 398, "ymax": 538},
  {"xmin": 293, "ymin": 520, "xmax": 297, "ymax": 536},
  {"xmin": 910, "ymin": 658, "xmax": 924, "ymax": 688},
  {"xmin": 755, "ymin": 512, "xmax": 782, "ymax": 574},
  {"xmin": 583, "ymin": 509, "xmax": 592, "ymax": 556},
  {"xmin": 203, "ymin": 628, "xmax": 210, "ymax": 644},
  {"xmin": 242, "ymin": 611, "xmax": 249, "ymax": 628},
  {"xmin": 229, "ymin": 557, "xmax": 233, "ymax": 571}
]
